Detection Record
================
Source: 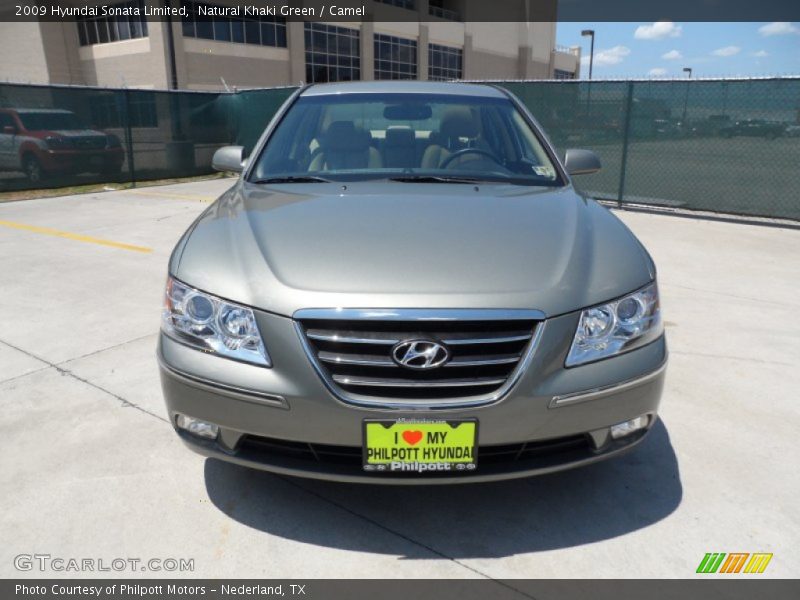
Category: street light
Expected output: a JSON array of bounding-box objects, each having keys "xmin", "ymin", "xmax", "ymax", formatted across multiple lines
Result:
[
  {"xmin": 683, "ymin": 67, "xmax": 693, "ymax": 78},
  {"xmin": 581, "ymin": 29, "xmax": 595, "ymax": 80}
]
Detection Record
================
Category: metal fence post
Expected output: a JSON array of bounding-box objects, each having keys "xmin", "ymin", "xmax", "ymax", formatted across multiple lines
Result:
[
  {"xmin": 123, "ymin": 88, "xmax": 136, "ymax": 189},
  {"xmin": 616, "ymin": 81, "xmax": 635, "ymax": 208}
]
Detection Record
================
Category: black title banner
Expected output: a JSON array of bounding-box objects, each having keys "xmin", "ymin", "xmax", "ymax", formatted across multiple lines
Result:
[
  {"xmin": 0, "ymin": 0, "xmax": 799, "ymax": 23},
  {"xmin": 4, "ymin": 580, "xmax": 800, "ymax": 600}
]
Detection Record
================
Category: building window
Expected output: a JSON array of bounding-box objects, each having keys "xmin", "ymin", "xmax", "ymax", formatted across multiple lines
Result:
[
  {"xmin": 375, "ymin": 0, "xmax": 416, "ymax": 9},
  {"xmin": 304, "ymin": 23, "xmax": 361, "ymax": 83},
  {"xmin": 89, "ymin": 93, "xmax": 158, "ymax": 129},
  {"xmin": 554, "ymin": 69, "xmax": 575, "ymax": 80},
  {"xmin": 428, "ymin": 43, "xmax": 462, "ymax": 81},
  {"xmin": 374, "ymin": 34, "xmax": 417, "ymax": 80},
  {"xmin": 181, "ymin": 1, "xmax": 287, "ymax": 47},
  {"xmin": 428, "ymin": 0, "xmax": 460, "ymax": 21},
  {"xmin": 76, "ymin": 0, "xmax": 148, "ymax": 46}
]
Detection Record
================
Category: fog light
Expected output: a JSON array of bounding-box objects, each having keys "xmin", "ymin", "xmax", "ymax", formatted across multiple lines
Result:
[
  {"xmin": 176, "ymin": 414, "xmax": 219, "ymax": 440},
  {"xmin": 610, "ymin": 415, "xmax": 649, "ymax": 440}
]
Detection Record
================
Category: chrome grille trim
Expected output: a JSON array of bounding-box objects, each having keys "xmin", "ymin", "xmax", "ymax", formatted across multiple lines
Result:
[
  {"xmin": 318, "ymin": 352, "xmax": 394, "ymax": 367},
  {"xmin": 306, "ymin": 332, "xmax": 398, "ymax": 345},
  {"xmin": 317, "ymin": 351, "xmax": 522, "ymax": 368},
  {"xmin": 293, "ymin": 308, "xmax": 546, "ymax": 410},
  {"xmin": 305, "ymin": 330, "xmax": 534, "ymax": 346},
  {"xmin": 332, "ymin": 375, "xmax": 508, "ymax": 388},
  {"xmin": 295, "ymin": 308, "xmax": 547, "ymax": 321},
  {"xmin": 446, "ymin": 354, "xmax": 521, "ymax": 367},
  {"xmin": 444, "ymin": 334, "xmax": 532, "ymax": 345}
]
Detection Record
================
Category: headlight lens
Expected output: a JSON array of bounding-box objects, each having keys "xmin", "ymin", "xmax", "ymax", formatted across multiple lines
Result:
[
  {"xmin": 566, "ymin": 282, "xmax": 663, "ymax": 367},
  {"xmin": 161, "ymin": 277, "xmax": 271, "ymax": 367}
]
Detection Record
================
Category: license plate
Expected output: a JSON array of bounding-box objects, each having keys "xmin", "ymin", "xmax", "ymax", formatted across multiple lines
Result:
[{"xmin": 363, "ymin": 419, "xmax": 478, "ymax": 474}]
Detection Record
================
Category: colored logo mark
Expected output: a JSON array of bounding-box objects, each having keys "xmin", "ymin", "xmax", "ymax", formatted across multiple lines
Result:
[{"xmin": 696, "ymin": 552, "xmax": 773, "ymax": 574}]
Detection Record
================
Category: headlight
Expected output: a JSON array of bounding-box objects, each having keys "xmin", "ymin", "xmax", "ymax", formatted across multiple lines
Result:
[
  {"xmin": 161, "ymin": 277, "xmax": 271, "ymax": 367},
  {"xmin": 566, "ymin": 282, "xmax": 663, "ymax": 367}
]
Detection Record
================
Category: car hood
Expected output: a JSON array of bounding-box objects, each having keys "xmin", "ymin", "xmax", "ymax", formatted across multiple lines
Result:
[
  {"xmin": 172, "ymin": 181, "xmax": 654, "ymax": 318},
  {"xmin": 34, "ymin": 129, "xmax": 107, "ymax": 138}
]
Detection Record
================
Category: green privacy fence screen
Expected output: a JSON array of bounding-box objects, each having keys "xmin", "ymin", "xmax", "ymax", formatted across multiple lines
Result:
[{"xmin": 1, "ymin": 78, "xmax": 798, "ymax": 220}]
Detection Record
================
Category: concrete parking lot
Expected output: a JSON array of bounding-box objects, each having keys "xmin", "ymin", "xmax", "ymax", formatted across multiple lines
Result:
[{"xmin": 1, "ymin": 178, "xmax": 798, "ymax": 579}]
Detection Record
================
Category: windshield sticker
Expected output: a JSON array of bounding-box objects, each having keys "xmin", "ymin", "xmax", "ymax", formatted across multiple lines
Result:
[{"xmin": 533, "ymin": 165, "xmax": 556, "ymax": 178}]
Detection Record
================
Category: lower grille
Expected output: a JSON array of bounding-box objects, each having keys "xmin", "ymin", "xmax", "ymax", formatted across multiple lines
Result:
[
  {"xmin": 295, "ymin": 310, "xmax": 540, "ymax": 405},
  {"xmin": 238, "ymin": 434, "xmax": 590, "ymax": 469},
  {"xmin": 73, "ymin": 136, "xmax": 107, "ymax": 149}
]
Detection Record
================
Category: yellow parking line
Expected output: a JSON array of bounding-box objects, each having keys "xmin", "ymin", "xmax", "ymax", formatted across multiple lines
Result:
[
  {"xmin": 0, "ymin": 219, "xmax": 153, "ymax": 253},
  {"xmin": 127, "ymin": 190, "xmax": 215, "ymax": 203}
]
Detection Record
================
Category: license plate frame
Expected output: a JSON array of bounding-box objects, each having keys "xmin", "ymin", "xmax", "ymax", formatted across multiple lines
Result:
[{"xmin": 362, "ymin": 418, "xmax": 478, "ymax": 474}]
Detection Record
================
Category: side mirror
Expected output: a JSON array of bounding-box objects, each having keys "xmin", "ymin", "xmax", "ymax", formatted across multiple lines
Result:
[
  {"xmin": 564, "ymin": 149, "xmax": 601, "ymax": 176},
  {"xmin": 2, "ymin": 125, "xmax": 16, "ymax": 135},
  {"xmin": 212, "ymin": 145, "xmax": 246, "ymax": 173}
]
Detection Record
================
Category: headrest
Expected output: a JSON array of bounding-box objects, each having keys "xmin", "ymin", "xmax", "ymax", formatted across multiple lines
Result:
[
  {"xmin": 440, "ymin": 107, "xmax": 479, "ymax": 139},
  {"xmin": 321, "ymin": 121, "xmax": 371, "ymax": 152},
  {"xmin": 385, "ymin": 127, "xmax": 415, "ymax": 146}
]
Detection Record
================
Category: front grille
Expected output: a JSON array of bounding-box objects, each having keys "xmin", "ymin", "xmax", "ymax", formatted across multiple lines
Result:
[
  {"xmin": 296, "ymin": 314, "xmax": 539, "ymax": 404},
  {"xmin": 73, "ymin": 136, "xmax": 107, "ymax": 149}
]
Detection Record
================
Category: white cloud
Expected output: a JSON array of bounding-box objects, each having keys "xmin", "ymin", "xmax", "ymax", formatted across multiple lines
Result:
[
  {"xmin": 758, "ymin": 22, "xmax": 799, "ymax": 36},
  {"xmin": 712, "ymin": 46, "xmax": 741, "ymax": 57},
  {"xmin": 752, "ymin": 50, "xmax": 769, "ymax": 57},
  {"xmin": 581, "ymin": 45, "xmax": 631, "ymax": 67},
  {"xmin": 634, "ymin": 22, "xmax": 682, "ymax": 40},
  {"xmin": 662, "ymin": 49, "xmax": 682, "ymax": 60},
  {"xmin": 648, "ymin": 68, "xmax": 668, "ymax": 77}
]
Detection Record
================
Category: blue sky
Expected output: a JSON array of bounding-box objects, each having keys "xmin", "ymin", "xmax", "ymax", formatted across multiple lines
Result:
[{"xmin": 556, "ymin": 22, "xmax": 800, "ymax": 78}]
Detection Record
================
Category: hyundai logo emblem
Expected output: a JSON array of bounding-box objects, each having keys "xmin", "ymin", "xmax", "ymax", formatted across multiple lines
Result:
[{"xmin": 391, "ymin": 339, "xmax": 450, "ymax": 370}]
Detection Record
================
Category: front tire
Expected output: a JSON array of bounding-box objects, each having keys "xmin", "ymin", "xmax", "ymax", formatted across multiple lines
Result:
[{"xmin": 23, "ymin": 154, "xmax": 45, "ymax": 184}]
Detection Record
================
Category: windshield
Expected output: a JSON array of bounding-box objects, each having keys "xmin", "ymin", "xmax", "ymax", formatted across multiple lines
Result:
[
  {"xmin": 250, "ymin": 92, "xmax": 562, "ymax": 186},
  {"xmin": 18, "ymin": 112, "xmax": 85, "ymax": 131}
]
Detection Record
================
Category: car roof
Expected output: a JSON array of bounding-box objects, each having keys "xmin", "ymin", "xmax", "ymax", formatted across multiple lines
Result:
[
  {"xmin": 4, "ymin": 108, "xmax": 75, "ymax": 114},
  {"xmin": 301, "ymin": 80, "xmax": 507, "ymax": 99}
]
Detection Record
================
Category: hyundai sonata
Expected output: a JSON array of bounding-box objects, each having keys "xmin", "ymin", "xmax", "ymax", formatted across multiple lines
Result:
[{"xmin": 158, "ymin": 81, "xmax": 667, "ymax": 483}]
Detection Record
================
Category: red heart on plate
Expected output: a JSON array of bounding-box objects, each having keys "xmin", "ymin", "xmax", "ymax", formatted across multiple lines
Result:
[{"xmin": 402, "ymin": 430, "xmax": 423, "ymax": 446}]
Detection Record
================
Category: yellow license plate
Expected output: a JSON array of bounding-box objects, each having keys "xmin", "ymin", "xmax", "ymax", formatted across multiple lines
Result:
[{"xmin": 363, "ymin": 419, "xmax": 478, "ymax": 474}]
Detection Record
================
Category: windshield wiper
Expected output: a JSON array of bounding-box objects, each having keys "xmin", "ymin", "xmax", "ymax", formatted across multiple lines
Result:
[
  {"xmin": 393, "ymin": 174, "xmax": 562, "ymax": 187},
  {"xmin": 252, "ymin": 175, "xmax": 332, "ymax": 184},
  {"xmin": 388, "ymin": 175, "xmax": 483, "ymax": 184}
]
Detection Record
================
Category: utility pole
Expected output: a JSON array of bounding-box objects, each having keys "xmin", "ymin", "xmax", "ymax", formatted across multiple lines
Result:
[
  {"xmin": 682, "ymin": 67, "xmax": 692, "ymax": 125},
  {"xmin": 581, "ymin": 29, "xmax": 595, "ymax": 80},
  {"xmin": 581, "ymin": 29, "xmax": 595, "ymax": 115}
]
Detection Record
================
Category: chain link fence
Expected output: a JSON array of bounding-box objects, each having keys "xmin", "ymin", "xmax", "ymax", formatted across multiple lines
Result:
[
  {"xmin": 1, "ymin": 79, "xmax": 798, "ymax": 220},
  {"xmin": 0, "ymin": 83, "xmax": 295, "ymax": 192},
  {"xmin": 503, "ymin": 78, "xmax": 800, "ymax": 220}
]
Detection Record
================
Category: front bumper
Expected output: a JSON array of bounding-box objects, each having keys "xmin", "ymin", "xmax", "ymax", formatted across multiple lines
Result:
[
  {"xmin": 39, "ymin": 147, "xmax": 124, "ymax": 173},
  {"xmin": 158, "ymin": 309, "xmax": 667, "ymax": 484}
]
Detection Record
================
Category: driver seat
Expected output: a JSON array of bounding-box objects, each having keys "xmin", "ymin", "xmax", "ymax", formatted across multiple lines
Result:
[{"xmin": 420, "ymin": 107, "xmax": 480, "ymax": 169}]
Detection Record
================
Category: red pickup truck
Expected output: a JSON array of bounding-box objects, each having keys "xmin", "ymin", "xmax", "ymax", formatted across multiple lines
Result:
[{"xmin": 0, "ymin": 108, "xmax": 125, "ymax": 183}]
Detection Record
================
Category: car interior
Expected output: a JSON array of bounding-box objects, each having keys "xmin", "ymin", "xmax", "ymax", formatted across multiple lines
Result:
[
  {"xmin": 303, "ymin": 106, "xmax": 500, "ymax": 172},
  {"xmin": 251, "ymin": 95, "xmax": 559, "ymax": 182}
]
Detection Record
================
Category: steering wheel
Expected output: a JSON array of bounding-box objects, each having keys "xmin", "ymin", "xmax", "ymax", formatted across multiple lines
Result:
[{"xmin": 439, "ymin": 148, "xmax": 503, "ymax": 169}]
